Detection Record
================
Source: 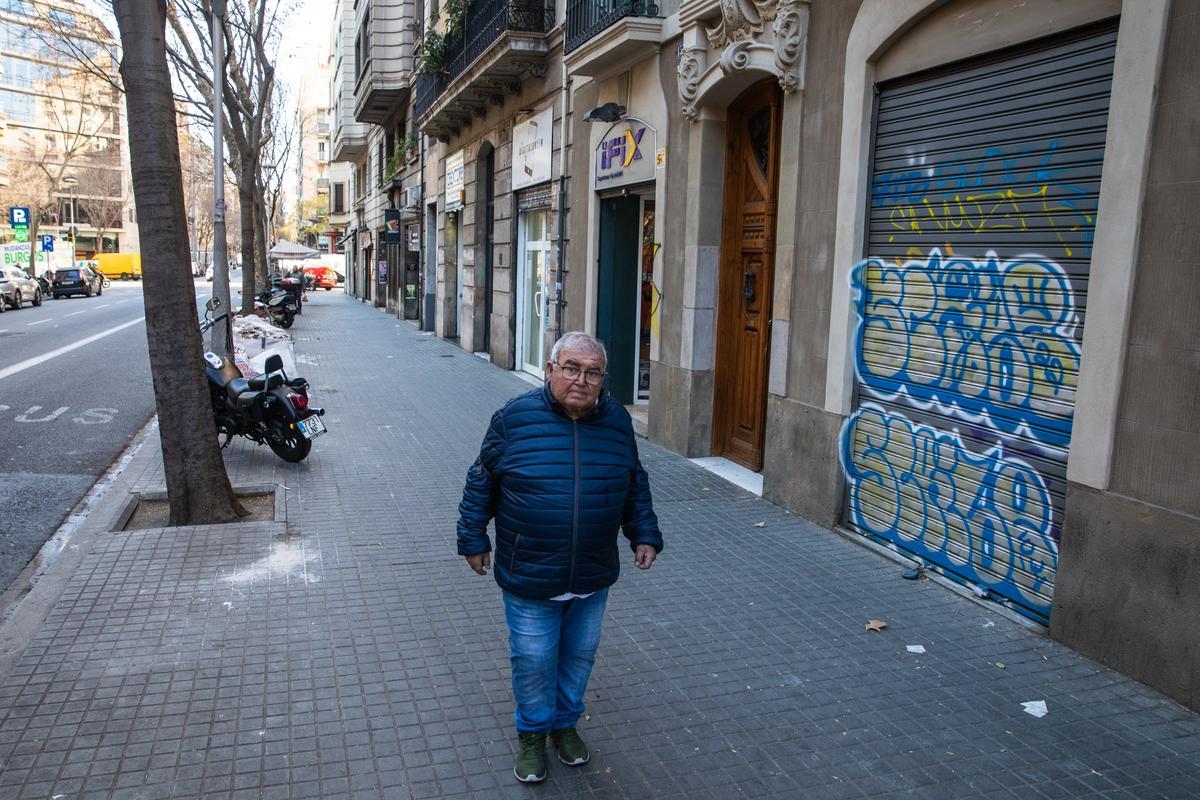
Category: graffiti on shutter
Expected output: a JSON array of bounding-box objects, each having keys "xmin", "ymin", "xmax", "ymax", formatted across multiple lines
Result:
[{"xmin": 840, "ymin": 22, "xmax": 1117, "ymax": 623}]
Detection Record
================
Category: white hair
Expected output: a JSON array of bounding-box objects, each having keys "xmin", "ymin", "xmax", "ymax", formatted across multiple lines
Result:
[{"xmin": 550, "ymin": 331, "xmax": 607, "ymax": 368}]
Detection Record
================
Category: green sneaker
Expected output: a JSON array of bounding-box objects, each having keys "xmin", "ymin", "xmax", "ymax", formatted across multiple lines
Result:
[
  {"xmin": 549, "ymin": 727, "xmax": 590, "ymax": 766},
  {"xmin": 514, "ymin": 732, "xmax": 547, "ymax": 783}
]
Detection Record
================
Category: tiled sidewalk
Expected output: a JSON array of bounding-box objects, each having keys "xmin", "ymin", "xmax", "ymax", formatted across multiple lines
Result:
[{"xmin": 1, "ymin": 291, "xmax": 1198, "ymax": 799}]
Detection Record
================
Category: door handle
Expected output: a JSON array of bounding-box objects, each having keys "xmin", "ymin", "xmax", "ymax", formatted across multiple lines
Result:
[
  {"xmin": 742, "ymin": 270, "xmax": 756, "ymax": 302},
  {"xmin": 534, "ymin": 290, "xmax": 543, "ymax": 318}
]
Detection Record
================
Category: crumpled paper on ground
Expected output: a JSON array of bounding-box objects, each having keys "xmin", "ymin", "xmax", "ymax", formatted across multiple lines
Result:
[{"xmin": 231, "ymin": 315, "xmax": 296, "ymax": 378}]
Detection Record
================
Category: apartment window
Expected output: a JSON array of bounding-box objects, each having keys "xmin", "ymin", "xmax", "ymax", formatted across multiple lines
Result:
[
  {"xmin": 355, "ymin": 11, "xmax": 370, "ymax": 78},
  {"xmin": 2, "ymin": 55, "xmax": 54, "ymax": 88},
  {"xmin": 376, "ymin": 140, "xmax": 384, "ymax": 186},
  {"xmin": 318, "ymin": 141, "xmax": 327, "ymax": 161},
  {"xmin": 47, "ymin": 8, "xmax": 74, "ymax": 27},
  {"xmin": 0, "ymin": 89, "xmax": 35, "ymax": 122},
  {"xmin": 1, "ymin": 0, "xmax": 32, "ymax": 16},
  {"xmin": 333, "ymin": 183, "xmax": 345, "ymax": 214}
]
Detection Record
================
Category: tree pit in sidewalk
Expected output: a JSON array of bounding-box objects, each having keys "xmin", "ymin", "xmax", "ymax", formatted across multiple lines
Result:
[{"xmin": 119, "ymin": 491, "xmax": 277, "ymax": 531}]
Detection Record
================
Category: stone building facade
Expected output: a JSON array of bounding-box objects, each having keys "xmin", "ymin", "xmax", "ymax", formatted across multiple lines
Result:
[{"xmin": 330, "ymin": 0, "xmax": 1198, "ymax": 710}]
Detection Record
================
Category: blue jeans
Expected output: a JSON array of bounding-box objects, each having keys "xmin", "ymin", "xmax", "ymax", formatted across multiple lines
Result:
[{"xmin": 502, "ymin": 588, "xmax": 609, "ymax": 734}]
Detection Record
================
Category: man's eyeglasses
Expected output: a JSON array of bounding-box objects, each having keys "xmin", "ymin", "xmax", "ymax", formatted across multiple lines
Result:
[{"xmin": 554, "ymin": 362, "xmax": 605, "ymax": 385}]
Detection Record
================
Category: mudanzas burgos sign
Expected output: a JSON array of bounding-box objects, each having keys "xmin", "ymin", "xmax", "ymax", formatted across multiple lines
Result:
[{"xmin": 593, "ymin": 120, "xmax": 656, "ymax": 190}]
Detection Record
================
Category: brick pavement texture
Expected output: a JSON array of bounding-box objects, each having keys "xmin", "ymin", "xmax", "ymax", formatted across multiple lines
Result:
[{"xmin": 1, "ymin": 291, "xmax": 1198, "ymax": 800}]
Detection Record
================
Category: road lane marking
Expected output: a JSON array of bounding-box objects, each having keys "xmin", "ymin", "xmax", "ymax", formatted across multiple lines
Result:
[
  {"xmin": 114, "ymin": 300, "xmax": 128, "ymax": 304},
  {"xmin": 64, "ymin": 310, "xmax": 88, "ymax": 317},
  {"xmin": 0, "ymin": 316, "xmax": 144, "ymax": 382},
  {"xmin": 95, "ymin": 303, "xmax": 111, "ymax": 308},
  {"xmin": 27, "ymin": 319, "xmax": 51, "ymax": 326}
]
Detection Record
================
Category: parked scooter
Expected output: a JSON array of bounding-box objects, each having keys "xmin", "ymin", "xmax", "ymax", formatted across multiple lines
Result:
[
  {"xmin": 200, "ymin": 297, "xmax": 326, "ymax": 462},
  {"xmin": 254, "ymin": 286, "xmax": 296, "ymax": 328}
]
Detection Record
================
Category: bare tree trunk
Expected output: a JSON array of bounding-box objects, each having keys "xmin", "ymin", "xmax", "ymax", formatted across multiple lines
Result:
[
  {"xmin": 238, "ymin": 150, "xmax": 257, "ymax": 310},
  {"xmin": 253, "ymin": 177, "xmax": 269, "ymax": 287},
  {"xmin": 113, "ymin": 0, "xmax": 243, "ymax": 526}
]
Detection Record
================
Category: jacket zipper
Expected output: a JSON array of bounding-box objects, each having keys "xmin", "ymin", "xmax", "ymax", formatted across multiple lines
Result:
[
  {"xmin": 510, "ymin": 534, "xmax": 520, "ymax": 574},
  {"xmin": 567, "ymin": 419, "xmax": 580, "ymax": 593}
]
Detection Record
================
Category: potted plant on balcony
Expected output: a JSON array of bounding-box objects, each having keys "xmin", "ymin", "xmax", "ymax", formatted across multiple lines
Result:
[
  {"xmin": 417, "ymin": 0, "xmax": 471, "ymax": 75},
  {"xmin": 401, "ymin": 132, "xmax": 420, "ymax": 164},
  {"xmin": 386, "ymin": 150, "xmax": 405, "ymax": 180},
  {"xmin": 417, "ymin": 29, "xmax": 450, "ymax": 74}
]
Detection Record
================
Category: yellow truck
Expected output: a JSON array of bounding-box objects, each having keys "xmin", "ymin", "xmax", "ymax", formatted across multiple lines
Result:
[{"xmin": 96, "ymin": 253, "xmax": 142, "ymax": 281}]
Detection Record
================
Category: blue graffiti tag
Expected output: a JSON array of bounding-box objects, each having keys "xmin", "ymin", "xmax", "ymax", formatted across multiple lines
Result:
[
  {"xmin": 853, "ymin": 250, "xmax": 1080, "ymax": 449},
  {"xmin": 870, "ymin": 142, "xmax": 1096, "ymax": 259},
  {"xmin": 840, "ymin": 403, "xmax": 1058, "ymax": 617}
]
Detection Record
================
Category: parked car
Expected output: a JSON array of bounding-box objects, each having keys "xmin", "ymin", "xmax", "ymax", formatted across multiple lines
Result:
[
  {"xmin": 52, "ymin": 265, "xmax": 104, "ymax": 298},
  {"xmin": 303, "ymin": 266, "xmax": 338, "ymax": 290},
  {"xmin": 0, "ymin": 265, "xmax": 43, "ymax": 309}
]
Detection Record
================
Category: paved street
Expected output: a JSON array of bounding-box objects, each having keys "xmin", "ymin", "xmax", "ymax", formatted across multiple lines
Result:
[
  {"xmin": 0, "ymin": 276, "xmax": 258, "ymax": 596},
  {"xmin": 0, "ymin": 280, "xmax": 155, "ymax": 595},
  {"xmin": 0, "ymin": 290, "xmax": 1197, "ymax": 800}
]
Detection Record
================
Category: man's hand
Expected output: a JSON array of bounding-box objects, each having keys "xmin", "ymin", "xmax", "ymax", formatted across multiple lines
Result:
[
  {"xmin": 634, "ymin": 544, "xmax": 657, "ymax": 570},
  {"xmin": 466, "ymin": 553, "xmax": 491, "ymax": 575}
]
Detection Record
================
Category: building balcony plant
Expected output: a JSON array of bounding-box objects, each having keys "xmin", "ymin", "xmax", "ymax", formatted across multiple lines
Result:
[{"xmin": 413, "ymin": 0, "xmax": 554, "ymax": 134}]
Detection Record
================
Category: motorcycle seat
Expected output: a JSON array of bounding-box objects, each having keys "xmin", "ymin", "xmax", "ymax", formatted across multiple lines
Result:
[{"xmin": 226, "ymin": 377, "xmax": 252, "ymax": 397}]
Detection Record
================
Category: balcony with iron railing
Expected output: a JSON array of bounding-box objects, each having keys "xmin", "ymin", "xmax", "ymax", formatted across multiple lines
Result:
[
  {"xmin": 413, "ymin": 0, "xmax": 554, "ymax": 139},
  {"xmin": 563, "ymin": 0, "xmax": 661, "ymax": 78}
]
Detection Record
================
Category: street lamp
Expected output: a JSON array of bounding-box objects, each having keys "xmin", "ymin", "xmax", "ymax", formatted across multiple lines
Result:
[{"xmin": 62, "ymin": 175, "xmax": 78, "ymax": 267}]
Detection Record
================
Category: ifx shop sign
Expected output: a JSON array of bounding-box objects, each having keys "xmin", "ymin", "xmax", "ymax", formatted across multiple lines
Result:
[{"xmin": 594, "ymin": 120, "xmax": 656, "ymax": 190}]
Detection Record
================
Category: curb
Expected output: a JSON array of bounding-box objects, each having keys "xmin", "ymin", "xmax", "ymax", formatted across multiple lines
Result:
[{"xmin": 0, "ymin": 415, "xmax": 161, "ymax": 678}]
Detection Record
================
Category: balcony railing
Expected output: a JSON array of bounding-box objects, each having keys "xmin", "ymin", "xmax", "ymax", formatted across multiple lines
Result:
[
  {"xmin": 414, "ymin": 0, "xmax": 553, "ymax": 120},
  {"xmin": 564, "ymin": 0, "xmax": 659, "ymax": 54}
]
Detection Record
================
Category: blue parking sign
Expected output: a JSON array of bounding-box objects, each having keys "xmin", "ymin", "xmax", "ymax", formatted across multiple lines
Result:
[
  {"xmin": 9, "ymin": 206, "xmax": 30, "ymax": 227},
  {"xmin": 40, "ymin": 234, "xmax": 54, "ymax": 252}
]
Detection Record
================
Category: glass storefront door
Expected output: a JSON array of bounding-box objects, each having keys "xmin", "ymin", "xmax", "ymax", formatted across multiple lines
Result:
[{"xmin": 517, "ymin": 209, "xmax": 550, "ymax": 375}]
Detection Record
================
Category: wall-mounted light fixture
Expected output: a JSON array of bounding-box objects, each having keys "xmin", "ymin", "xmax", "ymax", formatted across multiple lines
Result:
[{"xmin": 583, "ymin": 102, "xmax": 626, "ymax": 123}]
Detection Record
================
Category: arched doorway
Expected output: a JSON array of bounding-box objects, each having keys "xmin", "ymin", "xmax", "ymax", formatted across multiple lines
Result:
[{"xmin": 711, "ymin": 80, "xmax": 783, "ymax": 471}]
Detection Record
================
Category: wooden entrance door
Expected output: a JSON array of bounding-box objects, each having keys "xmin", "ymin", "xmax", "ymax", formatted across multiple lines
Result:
[{"xmin": 712, "ymin": 81, "xmax": 782, "ymax": 471}]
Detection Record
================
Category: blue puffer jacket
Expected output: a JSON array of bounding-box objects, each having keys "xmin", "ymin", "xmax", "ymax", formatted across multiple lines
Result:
[{"xmin": 457, "ymin": 384, "xmax": 663, "ymax": 599}]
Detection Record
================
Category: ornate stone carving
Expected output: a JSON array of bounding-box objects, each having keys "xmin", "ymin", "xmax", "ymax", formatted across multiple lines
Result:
[
  {"xmin": 706, "ymin": 0, "xmax": 778, "ymax": 50},
  {"xmin": 677, "ymin": 46, "xmax": 705, "ymax": 121},
  {"xmin": 772, "ymin": 0, "xmax": 807, "ymax": 93},
  {"xmin": 680, "ymin": 0, "xmax": 811, "ymax": 120},
  {"xmin": 719, "ymin": 40, "xmax": 752, "ymax": 76}
]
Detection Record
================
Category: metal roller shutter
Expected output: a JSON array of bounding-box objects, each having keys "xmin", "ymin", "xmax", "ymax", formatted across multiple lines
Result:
[{"xmin": 843, "ymin": 21, "xmax": 1118, "ymax": 623}]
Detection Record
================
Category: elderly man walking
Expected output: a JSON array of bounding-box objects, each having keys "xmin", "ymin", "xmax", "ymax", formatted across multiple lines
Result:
[{"xmin": 457, "ymin": 331, "xmax": 663, "ymax": 783}]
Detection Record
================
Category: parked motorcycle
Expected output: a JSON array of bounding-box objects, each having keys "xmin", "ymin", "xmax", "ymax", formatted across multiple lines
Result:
[
  {"xmin": 254, "ymin": 287, "xmax": 296, "ymax": 329},
  {"xmin": 200, "ymin": 297, "xmax": 326, "ymax": 462},
  {"xmin": 35, "ymin": 271, "xmax": 54, "ymax": 299}
]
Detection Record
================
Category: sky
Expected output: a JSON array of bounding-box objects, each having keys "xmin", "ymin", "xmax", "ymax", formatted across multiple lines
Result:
[{"xmin": 276, "ymin": 0, "xmax": 335, "ymax": 101}]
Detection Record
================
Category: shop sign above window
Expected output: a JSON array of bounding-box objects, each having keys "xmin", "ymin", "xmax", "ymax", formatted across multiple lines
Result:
[
  {"xmin": 512, "ymin": 107, "xmax": 554, "ymax": 191},
  {"xmin": 593, "ymin": 119, "xmax": 656, "ymax": 190},
  {"xmin": 445, "ymin": 149, "xmax": 465, "ymax": 211}
]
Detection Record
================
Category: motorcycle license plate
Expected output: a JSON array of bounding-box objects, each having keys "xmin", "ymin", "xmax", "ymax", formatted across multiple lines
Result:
[{"xmin": 298, "ymin": 415, "xmax": 326, "ymax": 440}]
